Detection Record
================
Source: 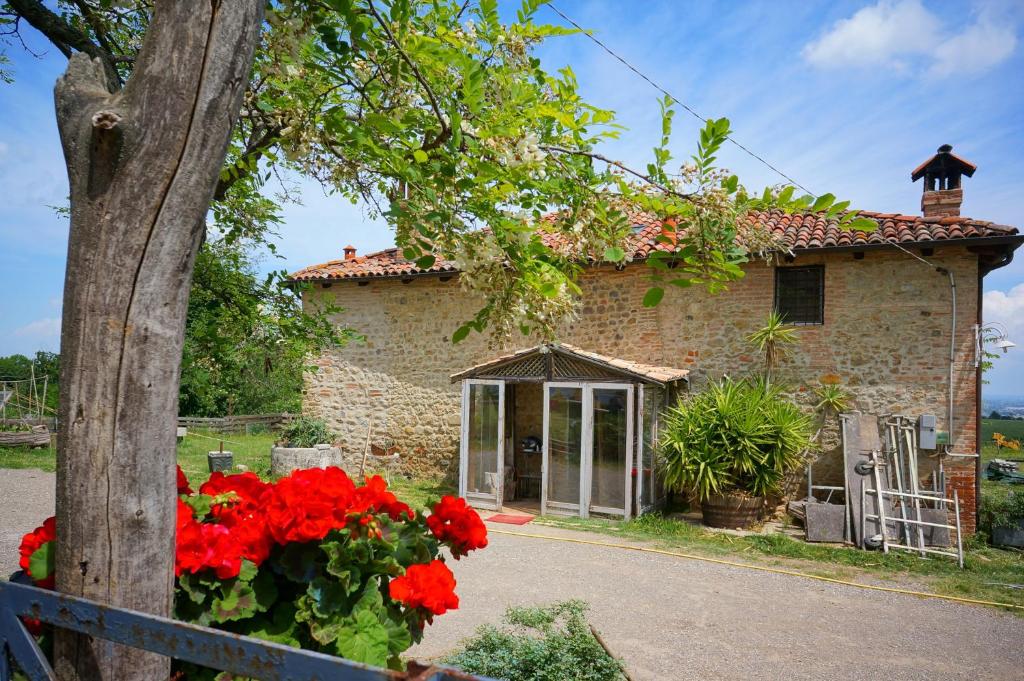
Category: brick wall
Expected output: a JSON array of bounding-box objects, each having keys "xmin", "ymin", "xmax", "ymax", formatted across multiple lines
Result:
[{"xmin": 303, "ymin": 247, "xmax": 981, "ymax": 530}]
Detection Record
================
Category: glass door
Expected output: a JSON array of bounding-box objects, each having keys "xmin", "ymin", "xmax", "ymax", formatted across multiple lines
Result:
[
  {"xmin": 635, "ymin": 384, "xmax": 661, "ymax": 515},
  {"xmin": 542, "ymin": 382, "xmax": 634, "ymax": 519},
  {"xmin": 459, "ymin": 379, "xmax": 505, "ymax": 510},
  {"xmin": 587, "ymin": 384, "xmax": 633, "ymax": 519},
  {"xmin": 542, "ymin": 383, "xmax": 585, "ymax": 516}
]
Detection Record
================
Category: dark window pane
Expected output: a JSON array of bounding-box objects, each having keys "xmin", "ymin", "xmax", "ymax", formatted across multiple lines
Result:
[{"xmin": 775, "ymin": 266, "xmax": 824, "ymax": 325}]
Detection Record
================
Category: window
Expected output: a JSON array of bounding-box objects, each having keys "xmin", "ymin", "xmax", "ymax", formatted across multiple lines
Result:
[{"xmin": 774, "ymin": 266, "xmax": 824, "ymax": 325}]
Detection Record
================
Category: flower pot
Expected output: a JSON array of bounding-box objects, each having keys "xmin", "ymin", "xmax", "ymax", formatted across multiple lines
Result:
[
  {"xmin": 701, "ymin": 493, "xmax": 763, "ymax": 529},
  {"xmin": 270, "ymin": 444, "xmax": 344, "ymax": 477},
  {"xmin": 992, "ymin": 517, "xmax": 1024, "ymax": 549}
]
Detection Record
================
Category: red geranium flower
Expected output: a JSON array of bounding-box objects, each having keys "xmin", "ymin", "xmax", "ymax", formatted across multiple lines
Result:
[
  {"xmin": 263, "ymin": 467, "xmax": 356, "ymax": 544},
  {"xmin": 388, "ymin": 560, "xmax": 459, "ymax": 616},
  {"xmin": 18, "ymin": 516, "xmax": 56, "ymax": 589},
  {"xmin": 176, "ymin": 465, "xmax": 193, "ymax": 495},
  {"xmin": 350, "ymin": 475, "xmax": 413, "ymax": 521},
  {"xmin": 426, "ymin": 496, "xmax": 487, "ymax": 558},
  {"xmin": 199, "ymin": 471, "xmax": 268, "ymax": 504},
  {"xmin": 175, "ymin": 507, "xmax": 243, "ymax": 579}
]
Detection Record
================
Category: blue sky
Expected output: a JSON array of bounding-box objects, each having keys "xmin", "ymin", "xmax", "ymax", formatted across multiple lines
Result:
[{"xmin": 1, "ymin": 0, "xmax": 1023, "ymax": 393}]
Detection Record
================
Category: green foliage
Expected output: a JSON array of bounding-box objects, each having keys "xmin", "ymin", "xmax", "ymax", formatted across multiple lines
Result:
[
  {"xmin": 981, "ymin": 492, "xmax": 1024, "ymax": 532},
  {"xmin": 812, "ymin": 383, "xmax": 851, "ymax": 415},
  {"xmin": 0, "ymin": 351, "xmax": 60, "ymax": 415},
  {"xmin": 280, "ymin": 417, "xmax": 334, "ymax": 447},
  {"xmin": 180, "ymin": 240, "xmax": 355, "ymax": 417},
  {"xmin": 660, "ymin": 376, "xmax": 814, "ymax": 501},
  {"xmin": 747, "ymin": 311, "xmax": 801, "ymax": 374},
  {"xmin": 444, "ymin": 601, "xmax": 625, "ymax": 681},
  {"xmin": 3, "ymin": 0, "xmax": 875, "ymax": 342}
]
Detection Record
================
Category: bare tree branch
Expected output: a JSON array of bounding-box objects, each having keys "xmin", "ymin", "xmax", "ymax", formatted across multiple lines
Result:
[
  {"xmin": 540, "ymin": 144, "xmax": 696, "ymax": 201},
  {"xmin": 7, "ymin": 0, "xmax": 121, "ymax": 87}
]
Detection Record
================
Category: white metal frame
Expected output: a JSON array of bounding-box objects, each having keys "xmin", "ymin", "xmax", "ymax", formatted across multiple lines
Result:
[
  {"xmin": 541, "ymin": 381, "xmax": 586, "ymax": 517},
  {"xmin": 635, "ymin": 384, "xmax": 656, "ymax": 516},
  {"xmin": 458, "ymin": 379, "xmax": 505, "ymax": 511},
  {"xmin": 540, "ymin": 381, "xmax": 634, "ymax": 520}
]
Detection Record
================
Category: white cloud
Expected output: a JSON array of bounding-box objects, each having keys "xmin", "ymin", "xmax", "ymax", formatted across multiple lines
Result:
[
  {"xmin": 930, "ymin": 14, "xmax": 1017, "ymax": 77},
  {"xmin": 802, "ymin": 0, "xmax": 1017, "ymax": 77},
  {"xmin": 13, "ymin": 317, "xmax": 61, "ymax": 341},
  {"xmin": 985, "ymin": 284, "xmax": 1024, "ymax": 340}
]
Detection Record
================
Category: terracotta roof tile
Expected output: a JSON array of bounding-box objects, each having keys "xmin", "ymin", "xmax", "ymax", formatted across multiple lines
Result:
[{"xmin": 289, "ymin": 209, "xmax": 1019, "ymax": 282}]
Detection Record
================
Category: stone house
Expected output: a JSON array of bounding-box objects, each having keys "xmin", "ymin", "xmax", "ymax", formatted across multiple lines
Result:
[{"xmin": 290, "ymin": 147, "xmax": 1021, "ymax": 531}]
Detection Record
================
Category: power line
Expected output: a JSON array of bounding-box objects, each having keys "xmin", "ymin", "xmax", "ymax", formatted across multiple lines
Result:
[
  {"xmin": 546, "ymin": 2, "xmax": 944, "ymax": 272},
  {"xmin": 546, "ymin": 2, "xmax": 814, "ymax": 195}
]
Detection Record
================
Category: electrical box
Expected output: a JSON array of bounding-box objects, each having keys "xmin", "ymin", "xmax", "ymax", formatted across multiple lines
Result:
[{"xmin": 919, "ymin": 414, "xmax": 937, "ymax": 449}]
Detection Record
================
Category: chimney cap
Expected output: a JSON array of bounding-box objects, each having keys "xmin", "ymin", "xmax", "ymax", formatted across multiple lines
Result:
[
  {"xmin": 911, "ymin": 144, "xmax": 977, "ymax": 182},
  {"xmin": 343, "ymin": 245, "xmax": 357, "ymax": 260}
]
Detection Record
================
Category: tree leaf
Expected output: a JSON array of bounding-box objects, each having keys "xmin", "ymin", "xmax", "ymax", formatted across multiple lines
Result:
[
  {"xmin": 413, "ymin": 149, "xmax": 428, "ymax": 164},
  {"xmin": 642, "ymin": 287, "xmax": 665, "ymax": 307},
  {"xmin": 603, "ymin": 246, "xmax": 625, "ymax": 262}
]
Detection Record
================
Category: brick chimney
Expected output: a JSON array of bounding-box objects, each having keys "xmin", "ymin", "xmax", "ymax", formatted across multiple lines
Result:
[
  {"xmin": 911, "ymin": 144, "xmax": 977, "ymax": 218},
  {"xmin": 343, "ymin": 245, "xmax": 357, "ymax": 260}
]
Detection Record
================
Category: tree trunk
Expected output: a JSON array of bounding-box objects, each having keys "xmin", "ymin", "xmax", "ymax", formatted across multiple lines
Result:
[{"xmin": 52, "ymin": 2, "xmax": 263, "ymax": 679}]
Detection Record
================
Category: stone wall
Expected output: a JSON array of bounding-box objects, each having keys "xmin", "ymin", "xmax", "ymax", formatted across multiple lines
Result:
[{"xmin": 302, "ymin": 247, "xmax": 982, "ymax": 530}]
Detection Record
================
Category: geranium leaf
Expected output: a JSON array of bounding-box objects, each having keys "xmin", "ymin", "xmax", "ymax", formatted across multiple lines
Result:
[
  {"xmin": 332, "ymin": 610, "xmax": 390, "ymax": 667},
  {"xmin": 28, "ymin": 541, "xmax": 54, "ymax": 583}
]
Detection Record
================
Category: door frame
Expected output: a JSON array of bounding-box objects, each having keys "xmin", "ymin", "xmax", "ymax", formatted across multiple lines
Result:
[
  {"xmin": 459, "ymin": 378, "xmax": 505, "ymax": 511},
  {"xmin": 541, "ymin": 381, "xmax": 586, "ymax": 517},
  {"xmin": 635, "ymin": 383, "xmax": 656, "ymax": 516},
  {"xmin": 586, "ymin": 382, "xmax": 634, "ymax": 520},
  {"xmin": 541, "ymin": 381, "xmax": 634, "ymax": 519}
]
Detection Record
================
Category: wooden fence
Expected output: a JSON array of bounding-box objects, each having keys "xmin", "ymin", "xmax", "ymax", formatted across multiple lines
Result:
[
  {"xmin": 175, "ymin": 413, "xmax": 297, "ymax": 433},
  {"xmin": 1, "ymin": 414, "xmax": 296, "ymax": 437}
]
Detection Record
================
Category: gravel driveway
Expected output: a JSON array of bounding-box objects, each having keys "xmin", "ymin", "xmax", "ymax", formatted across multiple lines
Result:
[{"xmin": 3, "ymin": 468, "xmax": 1022, "ymax": 680}]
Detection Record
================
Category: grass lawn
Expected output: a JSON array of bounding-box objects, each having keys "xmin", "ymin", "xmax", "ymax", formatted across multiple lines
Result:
[{"xmin": 0, "ymin": 429, "xmax": 277, "ymax": 487}]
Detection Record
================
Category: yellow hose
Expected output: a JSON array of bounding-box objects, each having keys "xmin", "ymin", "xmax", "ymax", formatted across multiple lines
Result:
[{"xmin": 488, "ymin": 528, "xmax": 1024, "ymax": 611}]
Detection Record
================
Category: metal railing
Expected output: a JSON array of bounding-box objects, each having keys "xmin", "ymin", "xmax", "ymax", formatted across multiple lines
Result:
[{"xmin": 0, "ymin": 580, "xmax": 487, "ymax": 681}]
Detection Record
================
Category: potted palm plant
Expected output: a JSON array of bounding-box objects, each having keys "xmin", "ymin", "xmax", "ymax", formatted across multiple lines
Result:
[{"xmin": 660, "ymin": 376, "xmax": 814, "ymax": 528}]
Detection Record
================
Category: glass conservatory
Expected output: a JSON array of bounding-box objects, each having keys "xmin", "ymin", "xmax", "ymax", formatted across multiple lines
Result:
[{"xmin": 452, "ymin": 343, "xmax": 688, "ymax": 519}]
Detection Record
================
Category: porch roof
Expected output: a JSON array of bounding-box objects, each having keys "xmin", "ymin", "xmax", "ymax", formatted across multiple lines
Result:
[{"xmin": 450, "ymin": 343, "xmax": 690, "ymax": 386}]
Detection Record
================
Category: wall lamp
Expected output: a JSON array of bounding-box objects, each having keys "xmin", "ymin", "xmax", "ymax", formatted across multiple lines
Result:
[{"xmin": 975, "ymin": 322, "xmax": 1016, "ymax": 368}]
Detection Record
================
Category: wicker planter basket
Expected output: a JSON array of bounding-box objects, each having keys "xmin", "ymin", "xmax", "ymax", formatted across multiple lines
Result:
[{"xmin": 701, "ymin": 493, "xmax": 763, "ymax": 529}]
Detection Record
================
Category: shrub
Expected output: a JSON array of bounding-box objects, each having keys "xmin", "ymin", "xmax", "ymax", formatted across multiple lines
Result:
[
  {"xmin": 444, "ymin": 600, "xmax": 625, "ymax": 681},
  {"xmin": 660, "ymin": 376, "xmax": 813, "ymax": 501},
  {"xmin": 279, "ymin": 416, "xmax": 334, "ymax": 448},
  {"xmin": 17, "ymin": 466, "xmax": 488, "ymax": 675},
  {"xmin": 980, "ymin": 490, "xmax": 1024, "ymax": 533}
]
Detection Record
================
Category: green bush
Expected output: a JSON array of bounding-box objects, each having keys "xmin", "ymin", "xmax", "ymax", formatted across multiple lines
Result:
[
  {"xmin": 660, "ymin": 376, "xmax": 813, "ymax": 501},
  {"xmin": 444, "ymin": 601, "xmax": 625, "ymax": 681},
  {"xmin": 279, "ymin": 417, "xmax": 334, "ymax": 448},
  {"xmin": 980, "ymin": 490, "xmax": 1024, "ymax": 532}
]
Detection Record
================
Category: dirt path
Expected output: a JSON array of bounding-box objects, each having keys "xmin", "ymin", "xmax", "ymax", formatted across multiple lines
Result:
[{"xmin": 3, "ymin": 469, "xmax": 1022, "ymax": 680}]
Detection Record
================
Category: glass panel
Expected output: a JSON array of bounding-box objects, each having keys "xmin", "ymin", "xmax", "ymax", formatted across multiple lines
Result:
[
  {"xmin": 591, "ymin": 388, "xmax": 629, "ymax": 510},
  {"xmin": 640, "ymin": 386, "xmax": 662, "ymax": 509},
  {"xmin": 547, "ymin": 387, "xmax": 583, "ymax": 506},
  {"xmin": 466, "ymin": 384, "xmax": 500, "ymax": 496}
]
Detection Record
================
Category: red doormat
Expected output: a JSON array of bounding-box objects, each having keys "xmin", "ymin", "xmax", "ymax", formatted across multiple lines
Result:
[{"xmin": 486, "ymin": 513, "xmax": 533, "ymax": 525}]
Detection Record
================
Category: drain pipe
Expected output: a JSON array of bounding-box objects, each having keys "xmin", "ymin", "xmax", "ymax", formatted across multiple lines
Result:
[{"xmin": 937, "ymin": 267, "xmax": 956, "ymax": 448}]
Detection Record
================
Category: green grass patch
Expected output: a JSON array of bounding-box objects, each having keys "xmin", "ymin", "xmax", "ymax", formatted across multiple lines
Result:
[
  {"xmin": 0, "ymin": 430, "xmax": 277, "ymax": 487},
  {"xmin": 0, "ymin": 442, "xmax": 57, "ymax": 472},
  {"xmin": 982, "ymin": 418, "xmax": 1024, "ymax": 443}
]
